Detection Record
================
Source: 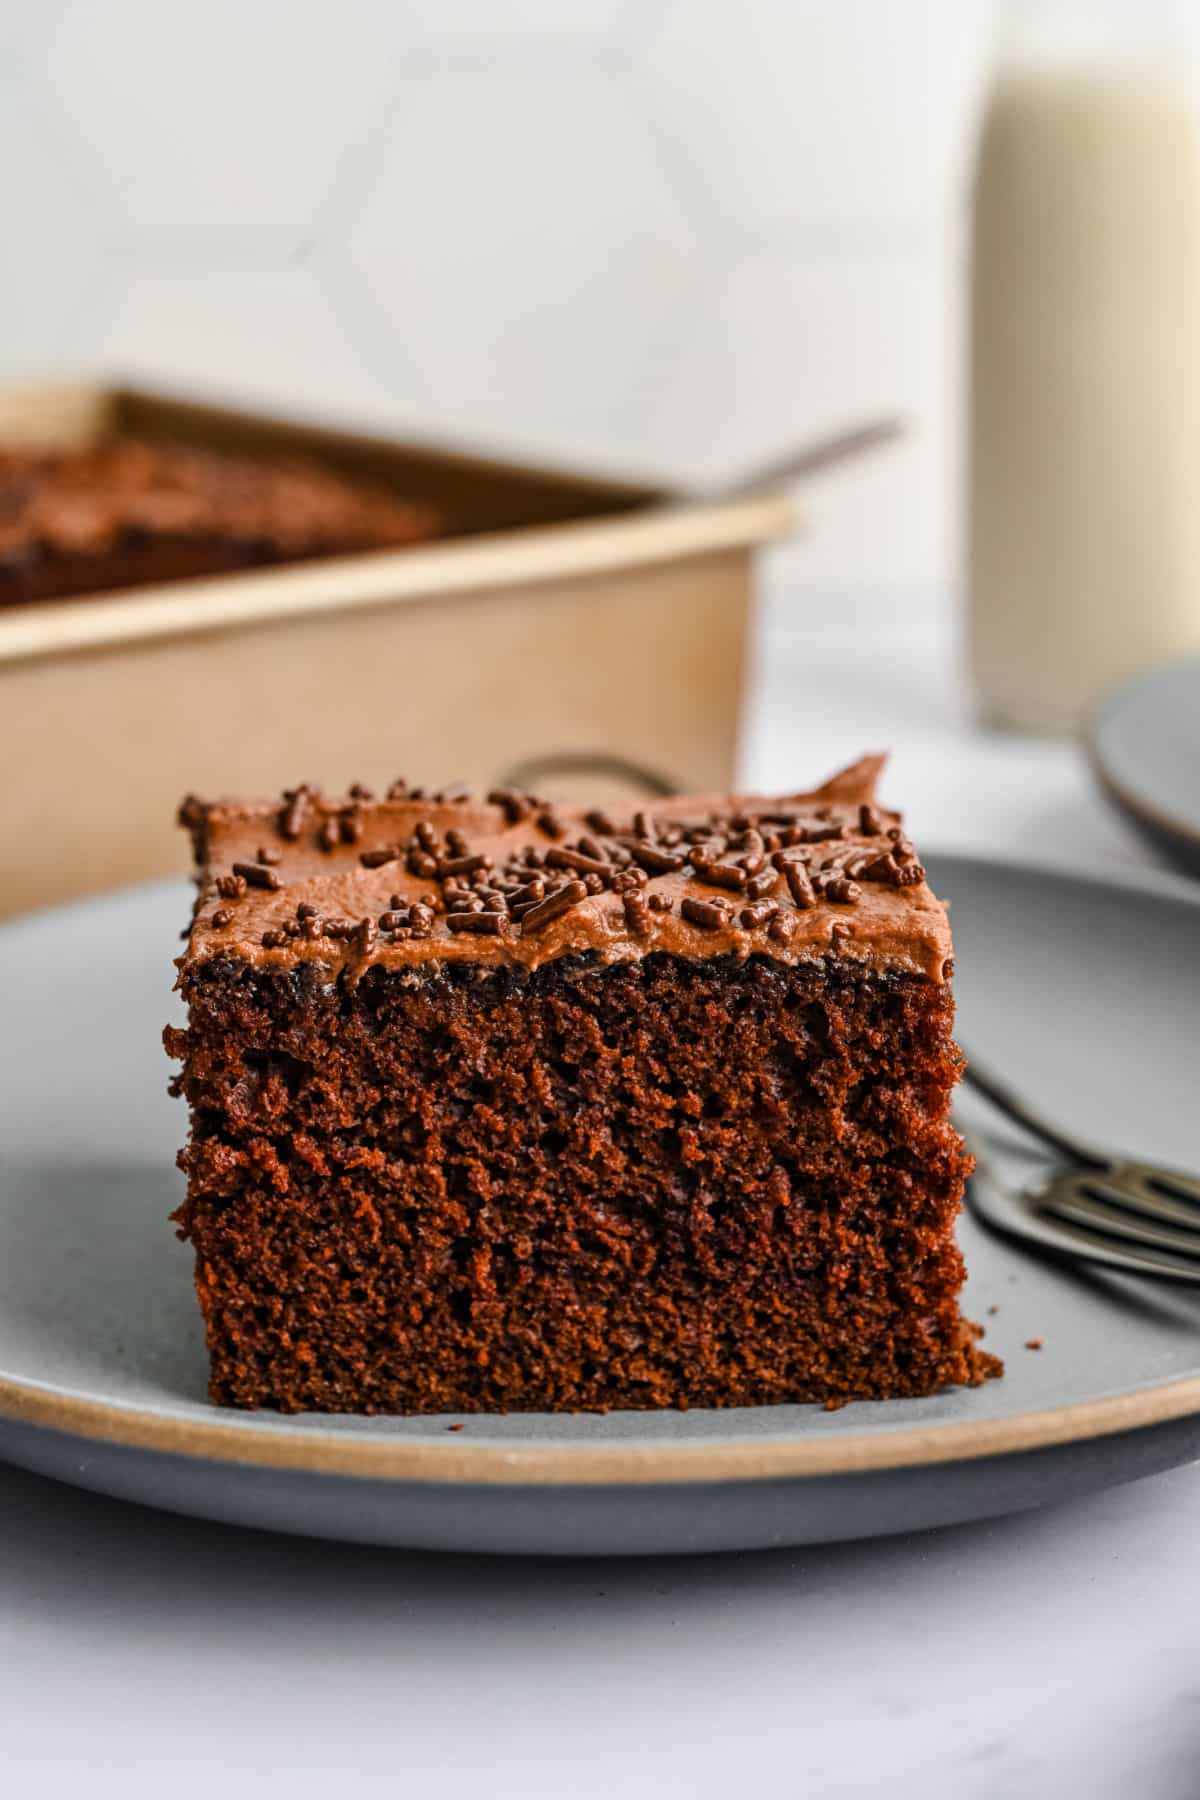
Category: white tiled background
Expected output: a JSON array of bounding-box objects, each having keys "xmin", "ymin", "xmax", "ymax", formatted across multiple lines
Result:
[{"xmin": 0, "ymin": 0, "xmax": 1004, "ymax": 617}]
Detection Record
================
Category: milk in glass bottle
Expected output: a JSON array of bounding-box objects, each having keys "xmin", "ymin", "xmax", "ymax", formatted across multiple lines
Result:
[{"xmin": 968, "ymin": 2, "xmax": 1200, "ymax": 728}]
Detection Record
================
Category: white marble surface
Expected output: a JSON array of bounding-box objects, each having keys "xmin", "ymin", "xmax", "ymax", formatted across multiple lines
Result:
[{"xmin": 3, "ymin": 603, "xmax": 1197, "ymax": 1800}]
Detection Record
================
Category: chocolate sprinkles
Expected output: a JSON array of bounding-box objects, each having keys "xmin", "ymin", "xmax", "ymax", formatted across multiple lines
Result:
[
  {"xmin": 446, "ymin": 911, "xmax": 512, "ymax": 936},
  {"xmin": 820, "ymin": 876, "xmax": 861, "ymax": 905},
  {"xmin": 231, "ymin": 862, "xmax": 282, "ymax": 893},
  {"xmin": 623, "ymin": 891, "xmax": 651, "ymax": 935},
  {"xmin": 744, "ymin": 868, "xmax": 779, "ymax": 900},
  {"xmin": 618, "ymin": 837, "xmax": 686, "ymax": 875},
  {"xmin": 690, "ymin": 858, "xmax": 748, "ymax": 892},
  {"xmin": 739, "ymin": 899, "xmax": 779, "ymax": 929},
  {"xmin": 520, "ymin": 880, "xmax": 589, "ymax": 933},
  {"xmin": 546, "ymin": 846, "xmax": 616, "ymax": 878},
  {"xmin": 278, "ymin": 785, "xmax": 315, "ymax": 842},
  {"xmin": 681, "ymin": 895, "xmax": 730, "ymax": 930},
  {"xmin": 360, "ymin": 844, "xmax": 401, "ymax": 870},
  {"xmin": 780, "ymin": 858, "xmax": 816, "ymax": 909},
  {"xmin": 194, "ymin": 774, "xmax": 933, "ymax": 969},
  {"xmin": 488, "ymin": 787, "xmax": 533, "ymax": 825}
]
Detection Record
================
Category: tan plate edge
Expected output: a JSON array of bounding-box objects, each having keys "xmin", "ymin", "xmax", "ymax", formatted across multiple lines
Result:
[
  {"xmin": 3, "ymin": 1372, "xmax": 1200, "ymax": 1487},
  {"xmin": 0, "ymin": 494, "xmax": 797, "ymax": 667}
]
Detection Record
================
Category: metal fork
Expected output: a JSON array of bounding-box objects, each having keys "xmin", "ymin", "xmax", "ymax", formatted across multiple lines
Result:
[{"xmin": 960, "ymin": 1048, "xmax": 1200, "ymax": 1283}]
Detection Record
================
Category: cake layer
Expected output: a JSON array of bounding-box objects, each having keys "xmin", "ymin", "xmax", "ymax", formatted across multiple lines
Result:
[
  {"xmin": 169, "ymin": 952, "xmax": 994, "ymax": 1413},
  {"xmin": 178, "ymin": 756, "xmax": 953, "ymax": 984}
]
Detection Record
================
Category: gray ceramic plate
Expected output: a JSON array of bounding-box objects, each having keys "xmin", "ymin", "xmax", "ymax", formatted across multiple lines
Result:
[
  {"xmin": 1, "ymin": 855, "xmax": 1199, "ymax": 1556},
  {"xmin": 1089, "ymin": 657, "xmax": 1200, "ymax": 876}
]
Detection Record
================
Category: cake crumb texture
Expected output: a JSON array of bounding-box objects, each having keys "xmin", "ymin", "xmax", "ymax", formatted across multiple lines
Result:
[{"xmin": 169, "ymin": 952, "xmax": 999, "ymax": 1413}]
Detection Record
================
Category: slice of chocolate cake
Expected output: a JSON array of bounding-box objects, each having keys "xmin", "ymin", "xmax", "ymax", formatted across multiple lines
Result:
[{"xmin": 167, "ymin": 758, "xmax": 1000, "ymax": 1413}]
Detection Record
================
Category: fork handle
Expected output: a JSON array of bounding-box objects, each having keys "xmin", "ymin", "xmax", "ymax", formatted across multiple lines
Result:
[{"xmin": 959, "ymin": 1048, "xmax": 1105, "ymax": 1168}]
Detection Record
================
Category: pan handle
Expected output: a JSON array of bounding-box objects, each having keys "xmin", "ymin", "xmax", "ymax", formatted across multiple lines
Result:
[{"xmin": 498, "ymin": 752, "xmax": 681, "ymax": 798}]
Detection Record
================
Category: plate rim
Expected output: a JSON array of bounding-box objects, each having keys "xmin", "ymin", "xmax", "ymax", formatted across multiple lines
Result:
[
  {"xmin": 5, "ymin": 1369, "xmax": 1200, "ymax": 1488},
  {"xmin": 1086, "ymin": 655, "xmax": 1200, "ymax": 852},
  {"xmin": 3, "ymin": 850, "xmax": 1200, "ymax": 1491}
]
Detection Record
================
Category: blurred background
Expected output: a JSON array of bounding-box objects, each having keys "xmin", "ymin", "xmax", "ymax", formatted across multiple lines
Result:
[
  {"xmin": 0, "ymin": 0, "xmax": 989, "ymax": 613},
  {"xmin": 4, "ymin": 0, "xmax": 1200, "ymax": 905}
]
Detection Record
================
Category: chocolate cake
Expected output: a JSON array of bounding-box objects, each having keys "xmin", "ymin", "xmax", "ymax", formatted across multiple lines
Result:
[
  {"xmin": 0, "ymin": 436, "xmax": 439, "ymax": 604},
  {"xmin": 167, "ymin": 757, "xmax": 1000, "ymax": 1414}
]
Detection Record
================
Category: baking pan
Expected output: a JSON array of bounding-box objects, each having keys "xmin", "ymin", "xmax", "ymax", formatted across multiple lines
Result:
[{"xmin": 0, "ymin": 380, "xmax": 795, "ymax": 916}]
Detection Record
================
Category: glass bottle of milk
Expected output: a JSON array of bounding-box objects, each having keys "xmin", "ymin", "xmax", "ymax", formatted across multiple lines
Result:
[{"xmin": 968, "ymin": 1, "xmax": 1200, "ymax": 730}]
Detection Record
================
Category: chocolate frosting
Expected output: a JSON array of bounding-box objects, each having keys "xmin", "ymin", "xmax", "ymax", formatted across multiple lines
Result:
[{"xmin": 179, "ymin": 756, "xmax": 953, "ymax": 984}]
